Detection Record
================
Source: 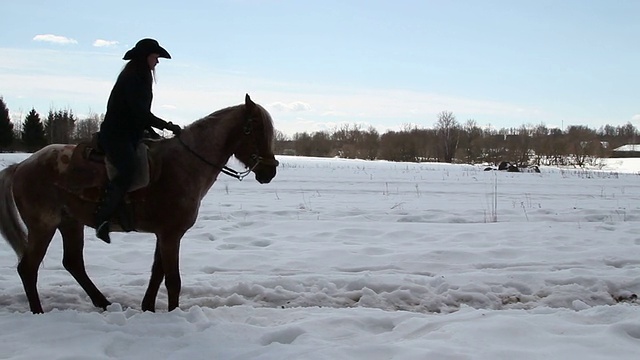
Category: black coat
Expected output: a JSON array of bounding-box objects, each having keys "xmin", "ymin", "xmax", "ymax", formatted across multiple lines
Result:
[{"xmin": 99, "ymin": 71, "xmax": 168, "ymax": 145}]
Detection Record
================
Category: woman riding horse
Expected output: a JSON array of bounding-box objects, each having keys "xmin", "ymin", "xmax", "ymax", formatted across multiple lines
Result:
[{"xmin": 95, "ymin": 38, "xmax": 182, "ymax": 244}]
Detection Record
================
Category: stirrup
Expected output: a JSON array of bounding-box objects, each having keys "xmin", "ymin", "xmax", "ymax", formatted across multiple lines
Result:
[{"xmin": 96, "ymin": 221, "xmax": 111, "ymax": 244}]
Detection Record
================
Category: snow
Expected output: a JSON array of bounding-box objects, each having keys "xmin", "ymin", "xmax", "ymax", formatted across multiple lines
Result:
[
  {"xmin": 612, "ymin": 144, "xmax": 640, "ymax": 153},
  {"xmin": 1, "ymin": 153, "xmax": 640, "ymax": 359}
]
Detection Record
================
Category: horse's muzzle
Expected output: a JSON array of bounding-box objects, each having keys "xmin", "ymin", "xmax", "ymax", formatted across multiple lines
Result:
[{"xmin": 254, "ymin": 163, "xmax": 277, "ymax": 184}]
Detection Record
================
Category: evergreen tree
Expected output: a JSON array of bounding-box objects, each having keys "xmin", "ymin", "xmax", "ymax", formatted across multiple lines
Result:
[
  {"xmin": 44, "ymin": 108, "xmax": 76, "ymax": 144},
  {"xmin": 0, "ymin": 96, "xmax": 15, "ymax": 151},
  {"xmin": 22, "ymin": 108, "xmax": 47, "ymax": 151}
]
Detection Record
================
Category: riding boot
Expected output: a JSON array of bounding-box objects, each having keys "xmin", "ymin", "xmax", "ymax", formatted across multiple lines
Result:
[{"xmin": 94, "ymin": 182, "xmax": 126, "ymax": 244}]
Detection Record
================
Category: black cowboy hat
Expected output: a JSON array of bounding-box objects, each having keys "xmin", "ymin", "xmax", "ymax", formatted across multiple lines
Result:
[{"xmin": 123, "ymin": 38, "xmax": 171, "ymax": 60}]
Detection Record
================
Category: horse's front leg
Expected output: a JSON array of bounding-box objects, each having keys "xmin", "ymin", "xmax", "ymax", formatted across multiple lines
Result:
[
  {"xmin": 142, "ymin": 233, "xmax": 183, "ymax": 312},
  {"xmin": 161, "ymin": 237, "xmax": 182, "ymax": 311},
  {"xmin": 141, "ymin": 244, "xmax": 164, "ymax": 312}
]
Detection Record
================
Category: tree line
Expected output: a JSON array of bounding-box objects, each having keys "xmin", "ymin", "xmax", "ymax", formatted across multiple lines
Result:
[
  {"xmin": 2, "ymin": 97, "xmax": 638, "ymax": 166},
  {"xmin": 0, "ymin": 96, "xmax": 101, "ymax": 152},
  {"xmin": 275, "ymin": 111, "xmax": 640, "ymax": 166}
]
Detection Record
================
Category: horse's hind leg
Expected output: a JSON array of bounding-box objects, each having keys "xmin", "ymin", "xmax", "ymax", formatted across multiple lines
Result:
[
  {"xmin": 17, "ymin": 226, "xmax": 56, "ymax": 314},
  {"xmin": 59, "ymin": 216, "xmax": 111, "ymax": 310}
]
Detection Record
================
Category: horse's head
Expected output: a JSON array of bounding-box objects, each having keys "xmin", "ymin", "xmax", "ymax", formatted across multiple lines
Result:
[{"xmin": 233, "ymin": 94, "xmax": 279, "ymax": 184}]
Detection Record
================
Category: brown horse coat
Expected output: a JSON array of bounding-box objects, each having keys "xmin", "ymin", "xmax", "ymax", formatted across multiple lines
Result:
[{"xmin": 0, "ymin": 94, "xmax": 278, "ymax": 313}]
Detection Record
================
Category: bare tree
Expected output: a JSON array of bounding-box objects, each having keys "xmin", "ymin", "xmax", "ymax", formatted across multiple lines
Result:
[
  {"xmin": 566, "ymin": 125, "xmax": 598, "ymax": 166},
  {"xmin": 280, "ymin": 115, "xmax": 639, "ymax": 165},
  {"xmin": 435, "ymin": 111, "xmax": 460, "ymax": 163},
  {"xmin": 530, "ymin": 123, "xmax": 549, "ymax": 165},
  {"xmin": 361, "ymin": 126, "xmax": 380, "ymax": 160},
  {"xmin": 311, "ymin": 131, "xmax": 333, "ymax": 157},
  {"xmin": 460, "ymin": 119, "xmax": 483, "ymax": 163},
  {"xmin": 506, "ymin": 125, "xmax": 533, "ymax": 166},
  {"xmin": 293, "ymin": 131, "xmax": 332, "ymax": 157},
  {"xmin": 379, "ymin": 130, "xmax": 419, "ymax": 162},
  {"xmin": 547, "ymin": 128, "xmax": 567, "ymax": 166},
  {"xmin": 331, "ymin": 123, "xmax": 371, "ymax": 159},
  {"xmin": 273, "ymin": 129, "xmax": 290, "ymax": 154},
  {"xmin": 293, "ymin": 132, "xmax": 312, "ymax": 156},
  {"xmin": 74, "ymin": 113, "xmax": 102, "ymax": 142}
]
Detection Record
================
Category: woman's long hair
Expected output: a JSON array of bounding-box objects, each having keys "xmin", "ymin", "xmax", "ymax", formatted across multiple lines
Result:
[{"xmin": 119, "ymin": 56, "xmax": 154, "ymax": 84}]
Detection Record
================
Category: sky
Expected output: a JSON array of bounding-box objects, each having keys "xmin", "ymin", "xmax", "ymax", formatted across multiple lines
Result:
[
  {"xmin": 1, "ymin": 0, "xmax": 640, "ymax": 136},
  {"xmin": 2, "ymin": 152, "xmax": 640, "ymax": 358}
]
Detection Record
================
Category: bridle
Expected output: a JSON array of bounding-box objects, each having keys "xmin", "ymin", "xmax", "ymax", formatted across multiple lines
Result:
[{"xmin": 177, "ymin": 116, "xmax": 278, "ymax": 181}]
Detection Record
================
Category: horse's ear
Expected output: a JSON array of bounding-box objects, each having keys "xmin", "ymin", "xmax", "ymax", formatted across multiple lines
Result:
[{"xmin": 245, "ymin": 93, "xmax": 256, "ymax": 110}]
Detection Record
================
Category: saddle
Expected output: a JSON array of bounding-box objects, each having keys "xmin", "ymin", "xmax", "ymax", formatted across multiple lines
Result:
[{"xmin": 60, "ymin": 136, "xmax": 163, "ymax": 231}]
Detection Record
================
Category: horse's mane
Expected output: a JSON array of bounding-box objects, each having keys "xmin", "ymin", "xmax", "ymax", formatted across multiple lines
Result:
[
  {"xmin": 185, "ymin": 103, "xmax": 274, "ymax": 149},
  {"xmin": 186, "ymin": 104, "xmax": 240, "ymax": 129}
]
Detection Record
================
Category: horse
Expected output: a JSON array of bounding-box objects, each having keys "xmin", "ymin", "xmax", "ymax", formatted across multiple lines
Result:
[{"xmin": 0, "ymin": 94, "xmax": 279, "ymax": 313}]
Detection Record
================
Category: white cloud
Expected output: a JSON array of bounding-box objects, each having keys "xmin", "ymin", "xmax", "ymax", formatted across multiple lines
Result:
[
  {"xmin": 32, "ymin": 34, "xmax": 78, "ymax": 45},
  {"xmin": 269, "ymin": 101, "xmax": 311, "ymax": 113},
  {"xmin": 632, "ymin": 114, "xmax": 640, "ymax": 122},
  {"xmin": 321, "ymin": 110, "xmax": 347, "ymax": 117},
  {"xmin": 93, "ymin": 39, "xmax": 119, "ymax": 47}
]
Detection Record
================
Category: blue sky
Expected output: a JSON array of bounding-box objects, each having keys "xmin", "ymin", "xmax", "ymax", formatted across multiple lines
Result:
[{"xmin": 1, "ymin": 0, "xmax": 639, "ymax": 136}]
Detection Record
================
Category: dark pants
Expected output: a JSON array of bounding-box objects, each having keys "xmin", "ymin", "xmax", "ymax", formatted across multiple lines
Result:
[{"xmin": 94, "ymin": 133, "xmax": 137, "ymax": 241}]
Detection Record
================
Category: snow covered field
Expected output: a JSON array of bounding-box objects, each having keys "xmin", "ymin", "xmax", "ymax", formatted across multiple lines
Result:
[{"xmin": 1, "ymin": 153, "xmax": 639, "ymax": 359}]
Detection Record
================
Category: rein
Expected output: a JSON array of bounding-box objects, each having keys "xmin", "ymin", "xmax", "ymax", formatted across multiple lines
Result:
[{"xmin": 176, "ymin": 134, "xmax": 261, "ymax": 181}]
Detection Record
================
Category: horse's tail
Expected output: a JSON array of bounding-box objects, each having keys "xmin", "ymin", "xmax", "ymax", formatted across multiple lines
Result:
[{"xmin": 0, "ymin": 164, "xmax": 27, "ymax": 259}]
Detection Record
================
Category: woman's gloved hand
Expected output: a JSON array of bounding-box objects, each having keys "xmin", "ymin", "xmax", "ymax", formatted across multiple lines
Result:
[{"xmin": 165, "ymin": 122, "xmax": 182, "ymax": 136}]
